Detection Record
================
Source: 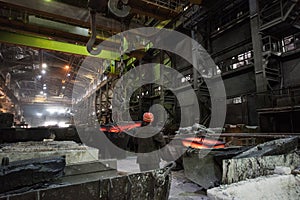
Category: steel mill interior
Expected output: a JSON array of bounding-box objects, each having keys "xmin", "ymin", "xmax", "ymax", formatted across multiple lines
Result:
[{"xmin": 0, "ymin": 0, "xmax": 300, "ymax": 199}]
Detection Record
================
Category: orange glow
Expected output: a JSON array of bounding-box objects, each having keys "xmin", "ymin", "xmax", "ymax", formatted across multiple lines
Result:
[
  {"xmin": 100, "ymin": 122, "xmax": 142, "ymax": 133},
  {"xmin": 182, "ymin": 138, "xmax": 225, "ymax": 149},
  {"xmin": 109, "ymin": 127, "xmax": 120, "ymax": 133},
  {"xmin": 100, "ymin": 127, "xmax": 107, "ymax": 132},
  {"xmin": 182, "ymin": 141, "xmax": 209, "ymax": 149},
  {"xmin": 65, "ymin": 65, "xmax": 70, "ymax": 70}
]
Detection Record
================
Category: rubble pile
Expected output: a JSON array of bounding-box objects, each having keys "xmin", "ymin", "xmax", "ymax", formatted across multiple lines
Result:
[
  {"xmin": 176, "ymin": 123, "xmax": 223, "ymax": 135},
  {"xmin": 185, "ymin": 136, "xmax": 300, "ymax": 199}
]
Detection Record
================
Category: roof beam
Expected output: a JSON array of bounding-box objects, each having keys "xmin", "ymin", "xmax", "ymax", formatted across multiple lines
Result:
[
  {"xmin": 0, "ymin": 0, "xmax": 140, "ymax": 33},
  {"xmin": 0, "ymin": 30, "xmax": 120, "ymax": 60}
]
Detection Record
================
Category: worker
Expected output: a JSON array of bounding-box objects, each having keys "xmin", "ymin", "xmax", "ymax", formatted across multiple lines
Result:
[{"xmin": 135, "ymin": 112, "xmax": 166, "ymax": 171}]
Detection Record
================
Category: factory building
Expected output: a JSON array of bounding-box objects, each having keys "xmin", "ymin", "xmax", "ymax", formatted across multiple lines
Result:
[{"xmin": 0, "ymin": 0, "xmax": 299, "ymax": 199}]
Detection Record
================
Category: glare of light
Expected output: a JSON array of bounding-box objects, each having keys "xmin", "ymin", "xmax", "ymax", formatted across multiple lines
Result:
[
  {"xmin": 62, "ymin": 86, "xmax": 66, "ymax": 89},
  {"xmin": 43, "ymin": 84, "xmax": 46, "ymax": 86},
  {"xmin": 44, "ymin": 121, "xmax": 58, "ymax": 126},
  {"xmin": 41, "ymin": 69, "xmax": 46, "ymax": 74},
  {"xmin": 158, "ymin": 86, "xmax": 161, "ymax": 91},
  {"xmin": 40, "ymin": 91, "xmax": 44, "ymax": 95},
  {"xmin": 43, "ymin": 93, "xmax": 47, "ymax": 96},
  {"xmin": 67, "ymin": 73, "xmax": 71, "ymax": 77},
  {"xmin": 47, "ymin": 107, "xmax": 66, "ymax": 114},
  {"xmin": 42, "ymin": 63, "xmax": 47, "ymax": 69},
  {"xmin": 58, "ymin": 109, "xmax": 65, "ymax": 114},
  {"xmin": 43, "ymin": 86, "xmax": 47, "ymax": 90},
  {"xmin": 37, "ymin": 75, "xmax": 42, "ymax": 79},
  {"xmin": 65, "ymin": 65, "xmax": 70, "ymax": 70},
  {"xmin": 47, "ymin": 108, "xmax": 55, "ymax": 114},
  {"xmin": 36, "ymin": 113, "xmax": 43, "ymax": 117},
  {"xmin": 58, "ymin": 121, "xmax": 69, "ymax": 128}
]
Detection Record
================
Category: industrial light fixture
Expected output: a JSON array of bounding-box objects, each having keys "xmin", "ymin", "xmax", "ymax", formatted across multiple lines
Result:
[{"xmin": 42, "ymin": 63, "xmax": 48, "ymax": 69}]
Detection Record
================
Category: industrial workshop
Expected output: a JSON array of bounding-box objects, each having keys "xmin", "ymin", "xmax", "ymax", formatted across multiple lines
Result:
[{"xmin": 0, "ymin": 0, "xmax": 300, "ymax": 199}]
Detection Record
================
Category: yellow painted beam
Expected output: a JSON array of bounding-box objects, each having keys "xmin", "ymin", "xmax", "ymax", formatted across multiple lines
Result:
[{"xmin": 0, "ymin": 30, "xmax": 120, "ymax": 60}]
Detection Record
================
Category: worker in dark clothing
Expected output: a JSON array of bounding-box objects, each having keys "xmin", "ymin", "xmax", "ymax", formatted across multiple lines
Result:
[{"xmin": 135, "ymin": 112, "xmax": 166, "ymax": 171}]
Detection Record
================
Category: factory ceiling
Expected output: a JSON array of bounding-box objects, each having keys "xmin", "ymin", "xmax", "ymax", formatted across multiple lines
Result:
[
  {"xmin": 0, "ymin": 0, "xmax": 198, "ymax": 107},
  {"xmin": 1, "ymin": 0, "xmax": 297, "ymax": 106}
]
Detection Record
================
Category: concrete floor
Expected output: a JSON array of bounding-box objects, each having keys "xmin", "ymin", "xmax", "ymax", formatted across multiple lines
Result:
[{"xmin": 117, "ymin": 156, "xmax": 208, "ymax": 200}]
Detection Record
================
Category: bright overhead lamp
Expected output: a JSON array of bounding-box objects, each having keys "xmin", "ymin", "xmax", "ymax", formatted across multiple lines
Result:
[{"xmin": 42, "ymin": 63, "xmax": 47, "ymax": 69}]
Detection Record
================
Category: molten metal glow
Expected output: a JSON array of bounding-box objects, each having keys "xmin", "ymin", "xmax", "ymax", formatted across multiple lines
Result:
[{"xmin": 182, "ymin": 137, "xmax": 225, "ymax": 149}]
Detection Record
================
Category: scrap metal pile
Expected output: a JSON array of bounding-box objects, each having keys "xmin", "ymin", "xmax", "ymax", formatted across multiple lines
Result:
[
  {"xmin": 175, "ymin": 123, "xmax": 225, "ymax": 149},
  {"xmin": 182, "ymin": 136, "xmax": 300, "ymax": 199}
]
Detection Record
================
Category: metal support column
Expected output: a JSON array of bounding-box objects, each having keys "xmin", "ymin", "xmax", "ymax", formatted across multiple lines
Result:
[
  {"xmin": 249, "ymin": 0, "xmax": 268, "ymax": 107},
  {"xmin": 250, "ymin": 0, "xmax": 267, "ymax": 93},
  {"xmin": 191, "ymin": 29, "xmax": 199, "ymax": 91},
  {"xmin": 160, "ymin": 51, "xmax": 165, "ymax": 124}
]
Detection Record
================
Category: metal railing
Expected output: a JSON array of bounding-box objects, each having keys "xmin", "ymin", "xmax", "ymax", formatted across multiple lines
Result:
[
  {"xmin": 282, "ymin": 32, "xmax": 300, "ymax": 53},
  {"xmin": 258, "ymin": 86, "xmax": 300, "ymax": 109},
  {"xmin": 215, "ymin": 50, "xmax": 254, "ymax": 75},
  {"xmin": 260, "ymin": 0, "xmax": 296, "ymax": 27},
  {"xmin": 262, "ymin": 36, "xmax": 282, "ymax": 53},
  {"xmin": 262, "ymin": 33, "xmax": 300, "ymax": 54},
  {"xmin": 231, "ymin": 85, "xmax": 300, "ymax": 110}
]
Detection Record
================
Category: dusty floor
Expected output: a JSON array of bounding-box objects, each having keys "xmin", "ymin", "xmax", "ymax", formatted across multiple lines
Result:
[{"xmin": 117, "ymin": 156, "xmax": 209, "ymax": 200}]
